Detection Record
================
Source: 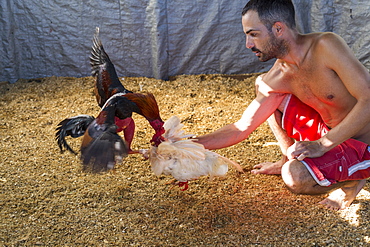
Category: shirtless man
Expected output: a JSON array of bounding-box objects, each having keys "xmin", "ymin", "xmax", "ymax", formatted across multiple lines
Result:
[{"xmin": 195, "ymin": 0, "xmax": 370, "ymax": 210}]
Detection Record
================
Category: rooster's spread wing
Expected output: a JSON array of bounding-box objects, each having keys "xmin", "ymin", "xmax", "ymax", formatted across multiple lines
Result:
[
  {"xmin": 90, "ymin": 27, "xmax": 131, "ymax": 107},
  {"xmin": 81, "ymin": 120, "xmax": 128, "ymax": 173}
]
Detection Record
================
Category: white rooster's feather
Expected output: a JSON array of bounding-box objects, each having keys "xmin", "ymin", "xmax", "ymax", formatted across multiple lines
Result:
[
  {"xmin": 149, "ymin": 116, "xmax": 242, "ymax": 184},
  {"xmin": 163, "ymin": 115, "xmax": 193, "ymax": 141}
]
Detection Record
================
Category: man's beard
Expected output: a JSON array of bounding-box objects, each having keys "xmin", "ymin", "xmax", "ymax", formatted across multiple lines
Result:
[{"xmin": 253, "ymin": 34, "xmax": 289, "ymax": 62}]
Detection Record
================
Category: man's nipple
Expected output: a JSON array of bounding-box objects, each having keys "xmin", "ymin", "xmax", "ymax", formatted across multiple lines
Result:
[{"xmin": 327, "ymin": 94, "xmax": 334, "ymax": 100}]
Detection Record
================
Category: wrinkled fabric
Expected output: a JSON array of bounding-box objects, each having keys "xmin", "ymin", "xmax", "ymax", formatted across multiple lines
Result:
[
  {"xmin": 0, "ymin": 0, "xmax": 369, "ymax": 83},
  {"xmin": 282, "ymin": 94, "xmax": 370, "ymax": 186}
]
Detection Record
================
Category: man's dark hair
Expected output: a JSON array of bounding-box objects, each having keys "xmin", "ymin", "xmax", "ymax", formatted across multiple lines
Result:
[{"xmin": 242, "ymin": 0, "xmax": 296, "ymax": 30}]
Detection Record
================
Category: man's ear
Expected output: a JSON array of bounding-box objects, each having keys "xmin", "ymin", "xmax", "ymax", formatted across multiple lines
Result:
[{"xmin": 272, "ymin": 22, "xmax": 284, "ymax": 37}]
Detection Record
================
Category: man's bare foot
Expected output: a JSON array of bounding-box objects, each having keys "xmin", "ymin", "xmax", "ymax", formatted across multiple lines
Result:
[
  {"xmin": 319, "ymin": 179, "xmax": 366, "ymax": 210},
  {"xmin": 251, "ymin": 160, "xmax": 284, "ymax": 175}
]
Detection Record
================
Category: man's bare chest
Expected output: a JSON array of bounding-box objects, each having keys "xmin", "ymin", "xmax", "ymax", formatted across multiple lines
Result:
[
  {"xmin": 267, "ymin": 60, "xmax": 342, "ymax": 102},
  {"xmin": 286, "ymin": 68, "xmax": 345, "ymax": 105},
  {"xmin": 280, "ymin": 66, "xmax": 357, "ymax": 127}
]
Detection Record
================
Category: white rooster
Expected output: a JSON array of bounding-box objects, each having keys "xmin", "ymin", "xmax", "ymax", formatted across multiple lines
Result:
[{"xmin": 144, "ymin": 116, "xmax": 243, "ymax": 190}]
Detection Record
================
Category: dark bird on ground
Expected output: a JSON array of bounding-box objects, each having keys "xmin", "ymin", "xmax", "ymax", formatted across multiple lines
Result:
[{"xmin": 56, "ymin": 27, "xmax": 165, "ymax": 172}]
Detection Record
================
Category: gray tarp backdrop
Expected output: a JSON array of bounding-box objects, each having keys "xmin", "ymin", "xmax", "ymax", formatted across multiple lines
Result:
[{"xmin": 1, "ymin": 0, "xmax": 369, "ymax": 83}]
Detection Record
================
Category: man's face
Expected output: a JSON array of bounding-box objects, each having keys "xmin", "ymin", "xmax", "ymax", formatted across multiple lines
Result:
[{"xmin": 242, "ymin": 11, "xmax": 287, "ymax": 62}]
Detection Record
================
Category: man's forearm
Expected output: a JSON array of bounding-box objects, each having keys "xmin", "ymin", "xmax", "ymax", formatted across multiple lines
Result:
[
  {"xmin": 319, "ymin": 100, "xmax": 370, "ymax": 150},
  {"xmin": 195, "ymin": 124, "xmax": 249, "ymax": 150}
]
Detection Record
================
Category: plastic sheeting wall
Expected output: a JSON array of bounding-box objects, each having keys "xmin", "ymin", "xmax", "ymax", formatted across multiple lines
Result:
[{"xmin": 1, "ymin": 0, "xmax": 369, "ymax": 83}]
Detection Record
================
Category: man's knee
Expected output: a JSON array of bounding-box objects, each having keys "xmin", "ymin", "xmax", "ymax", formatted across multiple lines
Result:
[{"xmin": 281, "ymin": 160, "xmax": 315, "ymax": 194}]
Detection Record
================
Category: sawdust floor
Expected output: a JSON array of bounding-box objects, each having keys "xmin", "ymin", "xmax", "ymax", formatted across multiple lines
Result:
[{"xmin": 0, "ymin": 74, "xmax": 369, "ymax": 246}]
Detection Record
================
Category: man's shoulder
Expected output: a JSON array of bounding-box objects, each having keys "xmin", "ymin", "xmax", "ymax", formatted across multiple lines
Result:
[
  {"xmin": 306, "ymin": 32, "xmax": 339, "ymax": 40},
  {"xmin": 256, "ymin": 69, "xmax": 290, "ymax": 95},
  {"xmin": 308, "ymin": 32, "xmax": 344, "ymax": 50}
]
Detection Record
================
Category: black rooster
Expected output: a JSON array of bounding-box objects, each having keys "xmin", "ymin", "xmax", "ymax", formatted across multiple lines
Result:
[{"xmin": 56, "ymin": 28, "xmax": 165, "ymax": 172}]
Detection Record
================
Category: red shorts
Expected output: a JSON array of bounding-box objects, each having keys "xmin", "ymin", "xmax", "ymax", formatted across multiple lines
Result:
[{"xmin": 282, "ymin": 94, "xmax": 370, "ymax": 186}]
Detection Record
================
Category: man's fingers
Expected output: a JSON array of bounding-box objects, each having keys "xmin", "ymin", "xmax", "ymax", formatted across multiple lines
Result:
[
  {"xmin": 287, "ymin": 143, "xmax": 307, "ymax": 161},
  {"xmin": 297, "ymin": 153, "xmax": 305, "ymax": 161}
]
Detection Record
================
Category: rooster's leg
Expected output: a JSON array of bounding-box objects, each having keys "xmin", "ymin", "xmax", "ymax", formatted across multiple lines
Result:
[
  {"xmin": 165, "ymin": 180, "xmax": 189, "ymax": 191},
  {"xmin": 177, "ymin": 181, "xmax": 189, "ymax": 191},
  {"xmin": 124, "ymin": 119, "xmax": 136, "ymax": 153},
  {"xmin": 115, "ymin": 117, "xmax": 137, "ymax": 153}
]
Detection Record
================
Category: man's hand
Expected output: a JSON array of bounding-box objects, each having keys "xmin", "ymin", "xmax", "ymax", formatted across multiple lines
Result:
[{"xmin": 287, "ymin": 141, "xmax": 327, "ymax": 161}]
